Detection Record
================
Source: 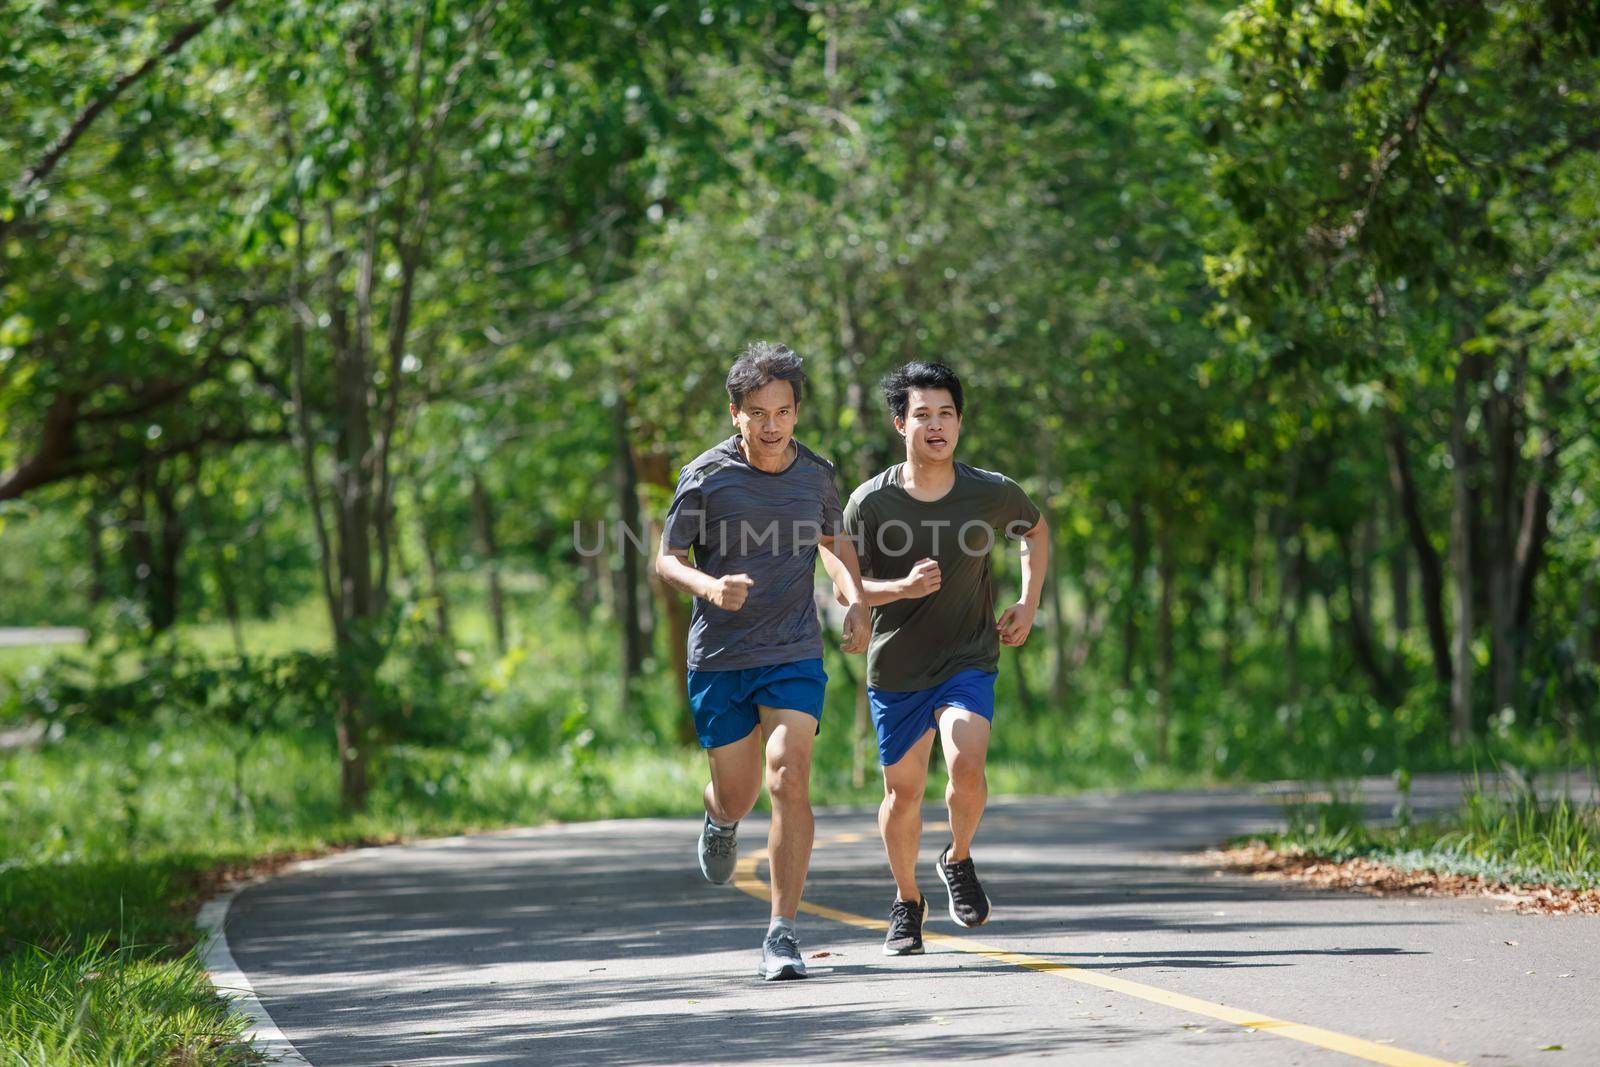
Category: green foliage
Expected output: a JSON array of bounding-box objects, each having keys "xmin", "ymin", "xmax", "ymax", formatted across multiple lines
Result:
[{"xmin": 5, "ymin": 646, "xmax": 322, "ymax": 737}]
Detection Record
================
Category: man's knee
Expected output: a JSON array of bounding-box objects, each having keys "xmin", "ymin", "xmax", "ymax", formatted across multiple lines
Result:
[
  {"xmin": 766, "ymin": 753, "xmax": 811, "ymax": 804},
  {"xmin": 709, "ymin": 776, "xmax": 757, "ymax": 821},
  {"xmin": 883, "ymin": 778, "xmax": 923, "ymax": 814},
  {"xmin": 946, "ymin": 753, "xmax": 987, "ymax": 795}
]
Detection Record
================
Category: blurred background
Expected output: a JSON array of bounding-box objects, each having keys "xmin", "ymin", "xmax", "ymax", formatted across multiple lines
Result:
[{"xmin": 1, "ymin": 2, "xmax": 1599, "ymax": 1054}]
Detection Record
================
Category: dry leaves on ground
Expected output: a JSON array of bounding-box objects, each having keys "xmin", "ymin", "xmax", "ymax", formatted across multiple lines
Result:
[{"xmin": 1205, "ymin": 842, "xmax": 1600, "ymax": 916}]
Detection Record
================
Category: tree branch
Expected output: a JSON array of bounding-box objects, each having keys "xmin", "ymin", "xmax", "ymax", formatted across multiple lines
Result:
[{"xmin": 13, "ymin": 0, "xmax": 241, "ymax": 197}]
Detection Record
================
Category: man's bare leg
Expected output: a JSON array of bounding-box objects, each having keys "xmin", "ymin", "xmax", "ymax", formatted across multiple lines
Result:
[
  {"xmin": 696, "ymin": 726, "xmax": 762, "ymax": 885},
  {"xmin": 879, "ymin": 728, "xmax": 937, "ymax": 900},
  {"xmin": 757, "ymin": 706, "xmax": 817, "ymax": 920},
  {"xmin": 939, "ymin": 708, "xmax": 991, "ymax": 861},
  {"xmin": 704, "ymin": 726, "xmax": 762, "ymax": 827},
  {"xmin": 932, "ymin": 707, "xmax": 993, "ymax": 928}
]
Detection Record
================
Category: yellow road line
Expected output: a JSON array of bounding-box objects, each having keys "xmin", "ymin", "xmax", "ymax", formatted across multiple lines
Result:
[{"xmin": 733, "ymin": 831, "xmax": 1460, "ymax": 1067}]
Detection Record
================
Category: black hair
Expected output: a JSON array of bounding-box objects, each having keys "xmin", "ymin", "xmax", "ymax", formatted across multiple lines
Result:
[
  {"xmin": 880, "ymin": 361, "xmax": 964, "ymax": 423},
  {"xmin": 726, "ymin": 341, "xmax": 806, "ymax": 410}
]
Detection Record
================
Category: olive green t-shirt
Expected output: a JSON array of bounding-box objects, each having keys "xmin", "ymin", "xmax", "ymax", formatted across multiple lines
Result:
[{"xmin": 842, "ymin": 462, "xmax": 1041, "ymax": 691}]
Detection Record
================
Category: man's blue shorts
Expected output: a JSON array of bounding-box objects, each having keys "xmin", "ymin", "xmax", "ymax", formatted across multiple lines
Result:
[
  {"xmin": 867, "ymin": 668, "xmax": 997, "ymax": 767},
  {"xmin": 687, "ymin": 658, "xmax": 827, "ymax": 750}
]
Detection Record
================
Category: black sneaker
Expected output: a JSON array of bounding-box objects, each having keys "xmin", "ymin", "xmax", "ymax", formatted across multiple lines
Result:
[
  {"xmin": 936, "ymin": 844, "xmax": 991, "ymax": 928},
  {"xmin": 883, "ymin": 896, "xmax": 928, "ymax": 956}
]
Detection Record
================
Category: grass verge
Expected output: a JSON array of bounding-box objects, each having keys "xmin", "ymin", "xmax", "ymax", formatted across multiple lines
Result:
[
  {"xmin": 1214, "ymin": 784, "xmax": 1600, "ymax": 913},
  {"xmin": 0, "ymin": 724, "xmax": 712, "ymax": 1066}
]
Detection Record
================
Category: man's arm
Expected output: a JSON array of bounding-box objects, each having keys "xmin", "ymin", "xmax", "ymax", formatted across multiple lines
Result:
[
  {"xmin": 817, "ymin": 534, "xmax": 869, "ymax": 653},
  {"xmin": 997, "ymin": 517, "xmax": 1049, "ymax": 646},
  {"xmin": 844, "ymin": 559, "xmax": 941, "ymax": 607},
  {"xmin": 655, "ymin": 547, "xmax": 752, "ymax": 610}
]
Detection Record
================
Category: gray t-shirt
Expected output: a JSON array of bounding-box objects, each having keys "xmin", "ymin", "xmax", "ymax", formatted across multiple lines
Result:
[
  {"xmin": 662, "ymin": 435, "xmax": 845, "ymax": 672},
  {"xmin": 843, "ymin": 462, "xmax": 1041, "ymax": 691}
]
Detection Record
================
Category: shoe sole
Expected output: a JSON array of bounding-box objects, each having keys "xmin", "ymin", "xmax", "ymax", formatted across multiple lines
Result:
[
  {"xmin": 757, "ymin": 962, "xmax": 807, "ymax": 980},
  {"xmin": 699, "ymin": 856, "xmax": 735, "ymax": 885},
  {"xmin": 936, "ymin": 854, "xmax": 991, "ymax": 929}
]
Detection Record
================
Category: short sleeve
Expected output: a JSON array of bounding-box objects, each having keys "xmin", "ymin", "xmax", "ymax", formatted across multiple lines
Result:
[
  {"xmin": 819, "ymin": 473, "xmax": 844, "ymax": 540},
  {"xmin": 661, "ymin": 469, "xmax": 706, "ymax": 553},
  {"xmin": 1000, "ymin": 477, "xmax": 1042, "ymax": 540},
  {"xmin": 842, "ymin": 492, "xmax": 878, "ymax": 576}
]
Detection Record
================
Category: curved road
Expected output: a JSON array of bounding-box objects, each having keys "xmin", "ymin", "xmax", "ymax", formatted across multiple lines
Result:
[{"xmin": 221, "ymin": 776, "xmax": 1597, "ymax": 1065}]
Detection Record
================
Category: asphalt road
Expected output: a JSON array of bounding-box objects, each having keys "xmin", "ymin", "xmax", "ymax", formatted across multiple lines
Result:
[{"xmin": 222, "ymin": 775, "xmax": 1598, "ymax": 1066}]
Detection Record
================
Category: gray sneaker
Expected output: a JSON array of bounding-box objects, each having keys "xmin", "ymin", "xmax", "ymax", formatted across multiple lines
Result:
[
  {"xmin": 758, "ymin": 928, "xmax": 808, "ymax": 981},
  {"xmin": 698, "ymin": 814, "xmax": 738, "ymax": 884}
]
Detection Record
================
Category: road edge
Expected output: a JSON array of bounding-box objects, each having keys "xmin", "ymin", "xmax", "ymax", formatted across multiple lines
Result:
[
  {"xmin": 190, "ymin": 816, "xmax": 693, "ymax": 1065},
  {"xmin": 197, "ymin": 883, "xmax": 313, "ymax": 1066}
]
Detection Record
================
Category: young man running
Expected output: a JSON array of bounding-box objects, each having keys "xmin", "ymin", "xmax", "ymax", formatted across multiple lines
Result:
[
  {"xmin": 655, "ymin": 341, "xmax": 869, "ymax": 981},
  {"xmin": 840, "ymin": 361, "xmax": 1048, "ymax": 956}
]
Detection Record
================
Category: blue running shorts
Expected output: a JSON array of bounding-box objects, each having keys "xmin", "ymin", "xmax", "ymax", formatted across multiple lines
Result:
[
  {"xmin": 867, "ymin": 668, "xmax": 997, "ymax": 767},
  {"xmin": 687, "ymin": 658, "xmax": 827, "ymax": 750}
]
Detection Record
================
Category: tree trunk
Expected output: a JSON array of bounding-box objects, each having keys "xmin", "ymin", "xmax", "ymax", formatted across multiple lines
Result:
[
  {"xmin": 1512, "ymin": 422, "xmax": 1555, "ymax": 659},
  {"xmin": 84, "ymin": 502, "xmax": 107, "ymax": 608},
  {"xmin": 1013, "ymin": 650, "xmax": 1037, "ymax": 714},
  {"xmin": 1284, "ymin": 559, "xmax": 1300, "ymax": 707},
  {"xmin": 125, "ymin": 471, "xmax": 152, "ymax": 626},
  {"xmin": 214, "ymin": 548, "xmax": 246, "ymax": 658},
  {"xmin": 635, "ymin": 448, "xmax": 695, "ymax": 742},
  {"xmin": 471, "ymin": 473, "xmax": 507, "ymax": 655},
  {"xmin": 1485, "ymin": 370, "xmax": 1520, "ymax": 717},
  {"xmin": 1219, "ymin": 558, "xmax": 1236, "ymax": 689},
  {"xmin": 1036, "ymin": 438, "xmax": 1075, "ymax": 713},
  {"xmin": 334, "ymin": 686, "xmax": 369, "ymax": 811},
  {"xmin": 281, "ymin": 168, "xmax": 406, "ymax": 813},
  {"xmin": 1449, "ymin": 355, "xmax": 1480, "ymax": 745},
  {"xmin": 1336, "ymin": 529, "xmax": 1398, "ymax": 704},
  {"xmin": 1249, "ymin": 506, "xmax": 1268, "ymax": 606},
  {"xmin": 1385, "ymin": 473, "xmax": 1411, "ymax": 672},
  {"xmin": 123, "ymin": 464, "xmax": 184, "ymax": 637},
  {"xmin": 1384, "ymin": 411, "xmax": 1452, "ymax": 688},
  {"xmin": 1047, "ymin": 518, "xmax": 1071, "ymax": 707},
  {"xmin": 1584, "ymin": 564, "xmax": 1600, "ymax": 667},
  {"xmin": 1121, "ymin": 497, "xmax": 1148, "ymax": 690},
  {"xmin": 417, "ymin": 511, "xmax": 454, "ymax": 645},
  {"xmin": 1354, "ymin": 516, "xmax": 1376, "ymax": 629},
  {"xmin": 150, "ymin": 468, "xmax": 185, "ymax": 634},
  {"xmin": 329, "ymin": 318, "xmax": 381, "ymax": 810},
  {"xmin": 612, "ymin": 397, "xmax": 646, "ymax": 694},
  {"xmin": 1155, "ymin": 520, "xmax": 1175, "ymax": 767}
]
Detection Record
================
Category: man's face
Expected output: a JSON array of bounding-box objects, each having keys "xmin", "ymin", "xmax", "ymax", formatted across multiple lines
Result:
[
  {"xmin": 730, "ymin": 379, "xmax": 798, "ymax": 464},
  {"xmin": 895, "ymin": 387, "xmax": 961, "ymax": 463}
]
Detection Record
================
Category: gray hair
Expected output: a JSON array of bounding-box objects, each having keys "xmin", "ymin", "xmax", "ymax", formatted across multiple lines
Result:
[{"xmin": 726, "ymin": 341, "xmax": 806, "ymax": 410}]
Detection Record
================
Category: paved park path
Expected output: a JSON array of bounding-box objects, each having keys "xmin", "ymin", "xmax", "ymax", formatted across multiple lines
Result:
[{"xmin": 219, "ymin": 775, "xmax": 1598, "ymax": 1066}]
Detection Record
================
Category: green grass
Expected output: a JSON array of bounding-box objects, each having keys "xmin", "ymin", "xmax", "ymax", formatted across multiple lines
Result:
[
  {"xmin": 1, "ymin": 940, "xmax": 251, "ymax": 1067},
  {"xmin": 1247, "ymin": 786, "xmax": 1600, "ymax": 890},
  {"xmin": 0, "ymin": 721, "xmax": 722, "ymax": 1066}
]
